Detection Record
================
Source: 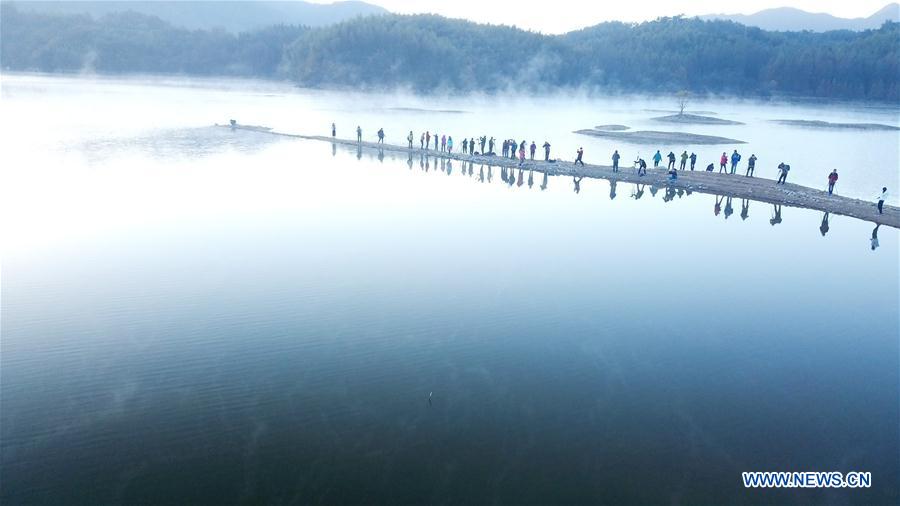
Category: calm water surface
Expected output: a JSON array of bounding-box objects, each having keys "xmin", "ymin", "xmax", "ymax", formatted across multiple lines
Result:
[{"xmin": 2, "ymin": 74, "xmax": 899, "ymax": 504}]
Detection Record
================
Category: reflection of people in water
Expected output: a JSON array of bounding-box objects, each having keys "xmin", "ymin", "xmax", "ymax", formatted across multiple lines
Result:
[
  {"xmin": 487, "ymin": 166, "xmax": 493, "ymax": 183},
  {"xmin": 377, "ymin": 148, "xmax": 384, "ymax": 163},
  {"xmin": 769, "ymin": 204, "xmax": 782, "ymax": 226},
  {"xmin": 500, "ymin": 167, "xmax": 508, "ymax": 183},
  {"xmin": 357, "ymin": 144, "xmax": 362, "ymax": 160},
  {"xmin": 819, "ymin": 213, "xmax": 830, "ymax": 236},
  {"xmin": 479, "ymin": 166, "xmax": 485, "ymax": 182},
  {"xmin": 649, "ymin": 185, "xmax": 659, "ymax": 197},
  {"xmin": 446, "ymin": 159, "xmax": 453, "ymax": 175},
  {"xmin": 517, "ymin": 169, "xmax": 524, "ymax": 187},
  {"xmin": 871, "ymin": 224, "xmax": 880, "ymax": 250},
  {"xmin": 573, "ymin": 176, "xmax": 583, "ymax": 194},
  {"xmin": 440, "ymin": 158, "xmax": 446, "ymax": 172},
  {"xmin": 724, "ymin": 197, "xmax": 734, "ymax": 219},
  {"xmin": 540, "ymin": 172, "xmax": 548, "ymax": 191},
  {"xmin": 332, "ymin": 142, "xmax": 337, "ymax": 157},
  {"xmin": 609, "ymin": 180, "xmax": 617, "ymax": 200},
  {"xmin": 407, "ymin": 152, "xmax": 413, "ymax": 170},
  {"xmin": 714, "ymin": 196, "xmax": 723, "ymax": 216},
  {"xmin": 528, "ymin": 170, "xmax": 534, "ymax": 188},
  {"xmin": 740, "ymin": 199, "xmax": 749, "ymax": 220},
  {"xmin": 663, "ymin": 185, "xmax": 676, "ymax": 202},
  {"xmin": 632, "ymin": 184, "xmax": 645, "ymax": 200}
]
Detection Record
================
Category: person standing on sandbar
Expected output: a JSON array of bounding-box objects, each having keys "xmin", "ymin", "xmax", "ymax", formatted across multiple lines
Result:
[
  {"xmin": 575, "ymin": 147, "xmax": 584, "ymax": 166},
  {"xmin": 876, "ymin": 187, "xmax": 888, "ymax": 214},
  {"xmin": 827, "ymin": 169, "xmax": 838, "ymax": 194}
]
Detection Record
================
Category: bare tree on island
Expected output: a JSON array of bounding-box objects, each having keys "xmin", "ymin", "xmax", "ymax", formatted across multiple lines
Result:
[{"xmin": 676, "ymin": 90, "xmax": 690, "ymax": 116}]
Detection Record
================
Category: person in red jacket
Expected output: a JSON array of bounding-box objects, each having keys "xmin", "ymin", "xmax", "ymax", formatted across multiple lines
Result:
[
  {"xmin": 827, "ymin": 169, "xmax": 839, "ymax": 194},
  {"xmin": 719, "ymin": 152, "xmax": 728, "ymax": 173}
]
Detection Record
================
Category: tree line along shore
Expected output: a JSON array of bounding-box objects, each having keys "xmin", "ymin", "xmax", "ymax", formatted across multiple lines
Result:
[{"xmin": 3, "ymin": 4, "xmax": 898, "ymax": 102}]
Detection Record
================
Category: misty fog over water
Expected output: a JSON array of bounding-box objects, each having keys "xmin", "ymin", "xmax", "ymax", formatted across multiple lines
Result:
[{"xmin": 1, "ymin": 74, "xmax": 898, "ymax": 504}]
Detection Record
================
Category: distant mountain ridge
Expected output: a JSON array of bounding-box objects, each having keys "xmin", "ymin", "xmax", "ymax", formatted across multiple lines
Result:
[
  {"xmin": 9, "ymin": 1, "xmax": 389, "ymax": 32},
  {"xmin": 700, "ymin": 3, "xmax": 899, "ymax": 32}
]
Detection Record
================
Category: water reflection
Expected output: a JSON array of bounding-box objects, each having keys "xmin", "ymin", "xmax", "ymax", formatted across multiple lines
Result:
[
  {"xmin": 332, "ymin": 142, "xmax": 337, "ymax": 157},
  {"xmin": 871, "ymin": 224, "xmax": 880, "ymax": 250},
  {"xmin": 337, "ymin": 150, "xmax": 892, "ymax": 247},
  {"xmin": 820, "ymin": 213, "xmax": 830, "ymax": 236},
  {"xmin": 663, "ymin": 186, "xmax": 676, "ymax": 202},
  {"xmin": 632, "ymin": 184, "xmax": 645, "ymax": 200},
  {"xmin": 770, "ymin": 204, "xmax": 783, "ymax": 226}
]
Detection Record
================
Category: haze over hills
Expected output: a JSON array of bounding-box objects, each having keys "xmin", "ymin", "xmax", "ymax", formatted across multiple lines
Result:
[
  {"xmin": 9, "ymin": 1, "xmax": 389, "ymax": 32},
  {"xmin": 701, "ymin": 3, "xmax": 900, "ymax": 32}
]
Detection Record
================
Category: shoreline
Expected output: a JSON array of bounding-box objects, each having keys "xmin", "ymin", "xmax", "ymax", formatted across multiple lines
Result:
[{"xmin": 220, "ymin": 124, "xmax": 899, "ymax": 229}]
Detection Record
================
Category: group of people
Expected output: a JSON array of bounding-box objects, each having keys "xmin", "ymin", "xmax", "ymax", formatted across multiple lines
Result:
[{"xmin": 339, "ymin": 124, "xmax": 891, "ymax": 215}]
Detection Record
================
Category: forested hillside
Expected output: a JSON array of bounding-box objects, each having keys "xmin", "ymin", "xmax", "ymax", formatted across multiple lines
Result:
[{"xmin": 2, "ymin": 4, "xmax": 897, "ymax": 101}]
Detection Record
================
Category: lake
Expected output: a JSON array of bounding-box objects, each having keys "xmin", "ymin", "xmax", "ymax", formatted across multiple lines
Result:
[{"xmin": 1, "ymin": 73, "xmax": 898, "ymax": 504}]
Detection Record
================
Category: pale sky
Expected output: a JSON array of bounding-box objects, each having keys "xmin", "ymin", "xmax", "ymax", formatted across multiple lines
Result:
[{"xmin": 314, "ymin": 0, "xmax": 895, "ymax": 33}]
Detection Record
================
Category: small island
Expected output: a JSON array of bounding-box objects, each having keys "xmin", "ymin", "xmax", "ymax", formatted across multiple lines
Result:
[
  {"xmin": 652, "ymin": 113, "xmax": 744, "ymax": 125},
  {"xmin": 594, "ymin": 124, "xmax": 630, "ymax": 131},
  {"xmin": 387, "ymin": 107, "xmax": 468, "ymax": 114},
  {"xmin": 772, "ymin": 119, "xmax": 899, "ymax": 131},
  {"xmin": 574, "ymin": 128, "xmax": 745, "ymax": 145}
]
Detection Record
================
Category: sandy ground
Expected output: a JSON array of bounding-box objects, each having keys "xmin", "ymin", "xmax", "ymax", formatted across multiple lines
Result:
[{"xmin": 222, "ymin": 125, "xmax": 898, "ymax": 229}]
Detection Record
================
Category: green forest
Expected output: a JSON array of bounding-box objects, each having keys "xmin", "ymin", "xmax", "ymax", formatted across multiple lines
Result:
[{"xmin": 2, "ymin": 3, "xmax": 898, "ymax": 101}]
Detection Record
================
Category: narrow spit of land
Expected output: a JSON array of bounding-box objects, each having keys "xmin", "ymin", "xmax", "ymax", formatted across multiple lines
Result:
[{"xmin": 219, "ymin": 124, "xmax": 899, "ymax": 229}]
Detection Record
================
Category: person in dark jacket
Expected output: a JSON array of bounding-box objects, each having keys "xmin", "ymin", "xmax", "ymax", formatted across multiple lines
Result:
[
  {"xmin": 543, "ymin": 141, "xmax": 551, "ymax": 161},
  {"xmin": 530, "ymin": 141, "xmax": 536, "ymax": 160},
  {"xmin": 575, "ymin": 147, "xmax": 585, "ymax": 166},
  {"xmin": 667, "ymin": 151, "xmax": 676, "ymax": 170},
  {"xmin": 612, "ymin": 150, "xmax": 620, "ymax": 172},
  {"xmin": 827, "ymin": 169, "xmax": 839, "ymax": 194},
  {"xmin": 689, "ymin": 152, "xmax": 697, "ymax": 170},
  {"xmin": 746, "ymin": 154, "xmax": 757, "ymax": 176},
  {"xmin": 776, "ymin": 162, "xmax": 790, "ymax": 184}
]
